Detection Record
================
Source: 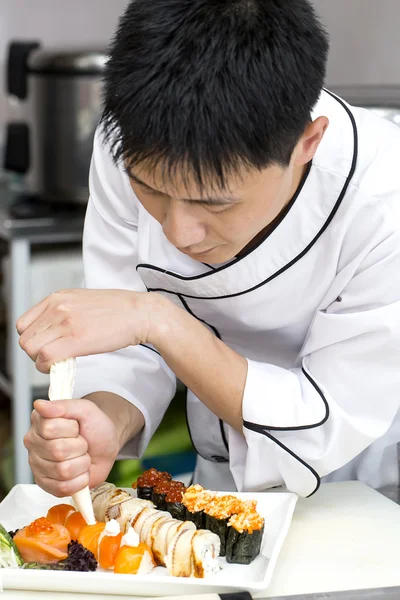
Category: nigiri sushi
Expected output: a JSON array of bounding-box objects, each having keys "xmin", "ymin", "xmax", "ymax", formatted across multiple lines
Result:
[
  {"xmin": 78, "ymin": 522, "xmax": 106, "ymax": 558},
  {"xmin": 114, "ymin": 543, "xmax": 155, "ymax": 575},
  {"xmin": 114, "ymin": 526, "xmax": 155, "ymax": 575}
]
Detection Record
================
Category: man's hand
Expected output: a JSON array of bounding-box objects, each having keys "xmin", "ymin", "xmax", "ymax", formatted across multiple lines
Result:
[
  {"xmin": 24, "ymin": 399, "xmax": 121, "ymax": 497},
  {"xmin": 16, "ymin": 289, "xmax": 156, "ymax": 373}
]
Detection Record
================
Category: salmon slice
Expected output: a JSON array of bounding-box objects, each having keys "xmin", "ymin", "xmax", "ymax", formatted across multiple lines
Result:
[
  {"xmin": 14, "ymin": 517, "xmax": 71, "ymax": 565},
  {"xmin": 46, "ymin": 504, "xmax": 76, "ymax": 526},
  {"xmin": 65, "ymin": 511, "xmax": 87, "ymax": 541},
  {"xmin": 98, "ymin": 532, "xmax": 123, "ymax": 570},
  {"xmin": 78, "ymin": 522, "xmax": 106, "ymax": 560},
  {"xmin": 114, "ymin": 543, "xmax": 155, "ymax": 575}
]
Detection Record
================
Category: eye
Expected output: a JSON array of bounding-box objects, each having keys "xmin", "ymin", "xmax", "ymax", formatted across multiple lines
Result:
[{"xmin": 204, "ymin": 204, "xmax": 232, "ymax": 214}]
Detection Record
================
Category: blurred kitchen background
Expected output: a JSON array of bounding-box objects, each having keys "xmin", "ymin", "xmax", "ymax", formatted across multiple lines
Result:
[{"xmin": 0, "ymin": 0, "xmax": 400, "ymax": 497}]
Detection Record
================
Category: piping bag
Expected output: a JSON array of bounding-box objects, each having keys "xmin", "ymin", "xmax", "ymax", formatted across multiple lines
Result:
[{"xmin": 48, "ymin": 358, "xmax": 96, "ymax": 525}]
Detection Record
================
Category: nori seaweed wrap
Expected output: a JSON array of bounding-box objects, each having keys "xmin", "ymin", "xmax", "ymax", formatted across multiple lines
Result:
[
  {"xmin": 182, "ymin": 485, "xmax": 215, "ymax": 530},
  {"xmin": 165, "ymin": 483, "xmax": 187, "ymax": 520},
  {"xmin": 132, "ymin": 468, "xmax": 172, "ymax": 501},
  {"xmin": 151, "ymin": 480, "xmax": 170, "ymax": 510},
  {"xmin": 225, "ymin": 510, "xmax": 265, "ymax": 565},
  {"xmin": 203, "ymin": 496, "xmax": 244, "ymax": 557}
]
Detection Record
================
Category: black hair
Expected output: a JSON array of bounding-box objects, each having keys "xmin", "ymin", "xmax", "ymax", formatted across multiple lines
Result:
[{"xmin": 101, "ymin": 0, "xmax": 329, "ymax": 190}]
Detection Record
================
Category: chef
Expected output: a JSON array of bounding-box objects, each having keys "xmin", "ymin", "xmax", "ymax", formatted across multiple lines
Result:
[{"xmin": 18, "ymin": 0, "xmax": 400, "ymax": 498}]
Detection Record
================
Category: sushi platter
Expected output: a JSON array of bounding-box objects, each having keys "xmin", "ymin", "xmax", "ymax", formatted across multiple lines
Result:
[{"xmin": 0, "ymin": 473, "xmax": 297, "ymax": 596}]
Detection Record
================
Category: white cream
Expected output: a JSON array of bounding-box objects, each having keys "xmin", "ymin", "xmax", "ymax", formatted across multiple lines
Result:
[
  {"xmin": 104, "ymin": 519, "xmax": 121, "ymax": 537},
  {"xmin": 48, "ymin": 358, "xmax": 96, "ymax": 526},
  {"xmin": 97, "ymin": 519, "xmax": 122, "ymax": 564},
  {"xmin": 137, "ymin": 550, "xmax": 154, "ymax": 575},
  {"xmin": 121, "ymin": 526, "xmax": 140, "ymax": 548}
]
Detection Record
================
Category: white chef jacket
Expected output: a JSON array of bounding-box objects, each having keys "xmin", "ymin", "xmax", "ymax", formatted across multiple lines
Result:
[{"xmin": 74, "ymin": 89, "xmax": 400, "ymax": 498}]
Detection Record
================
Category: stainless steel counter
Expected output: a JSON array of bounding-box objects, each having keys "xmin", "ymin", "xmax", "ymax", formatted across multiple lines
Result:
[{"xmin": 0, "ymin": 207, "xmax": 84, "ymax": 242}]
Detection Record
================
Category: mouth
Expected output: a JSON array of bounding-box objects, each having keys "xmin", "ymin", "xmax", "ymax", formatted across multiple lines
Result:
[{"xmin": 183, "ymin": 247, "xmax": 217, "ymax": 258}]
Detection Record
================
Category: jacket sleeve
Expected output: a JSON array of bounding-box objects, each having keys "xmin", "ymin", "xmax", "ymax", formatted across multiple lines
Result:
[
  {"xmin": 73, "ymin": 130, "xmax": 177, "ymax": 458},
  {"xmin": 228, "ymin": 221, "xmax": 400, "ymax": 497}
]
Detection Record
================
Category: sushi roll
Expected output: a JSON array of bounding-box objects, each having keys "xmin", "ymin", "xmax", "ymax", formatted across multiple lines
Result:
[
  {"xmin": 165, "ymin": 528, "xmax": 221, "ymax": 578},
  {"xmin": 192, "ymin": 529, "xmax": 222, "ymax": 578},
  {"xmin": 105, "ymin": 492, "xmax": 153, "ymax": 533},
  {"xmin": 152, "ymin": 518, "xmax": 196, "ymax": 567},
  {"xmin": 132, "ymin": 468, "xmax": 172, "ymax": 500},
  {"xmin": 90, "ymin": 482, "xmax": 116, "ymax": 521},
  {"xmin": 203, "ymin": 495, "xmax": 244, "ymax": 557},
  {"xmin": 182, "ymin": 485, "xmax": 215, "ymax": 529},
  {"xmin": 225, "ymin": 508, "xmax": 265, "ymax": 565},
  {"xmin": 165, "ymin": 484, "xmax": 187, "ymax": 520}
]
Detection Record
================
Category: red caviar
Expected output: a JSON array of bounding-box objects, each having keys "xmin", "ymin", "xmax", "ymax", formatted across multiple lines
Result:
[{"xmin": 26, "ymin": 517, "xmax": 55, "ymax": 536}]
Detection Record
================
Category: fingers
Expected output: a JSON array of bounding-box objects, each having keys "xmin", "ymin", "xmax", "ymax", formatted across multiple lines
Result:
[
  {"xmin": 25, "ymin": 408, "xmax": 91, "ymax": 497},
  {"xmin": 33, "ymin": 399, "xmax": 93, "ymax": 421},
  {"xmin": 34, "ymin": 337, "xmax": 81, "ymax": 374},
  {"xmin": 17, "ymin": 291, "xmax": 77, "ymax": 368},
  {"xmin": 16, "ymin": 296, "xmax": 50, "ymax": 335},
  {"xmin": 33, "ymin": 472, "xmax": 91, "ymax": 499},
  {"xmin": 19, "ymin": 325, "xmax": 67, "ymax": 363},
  {"xmin": 26, "ymin": 430, "xmax": 88, "ymax": 462},
  {"xmin": 31, "ymin": 409, "xmax": 80, "ymax": 440},
  {"xmin": 29, "ymin": 451, "xmax": 91, "ymax": 482}
]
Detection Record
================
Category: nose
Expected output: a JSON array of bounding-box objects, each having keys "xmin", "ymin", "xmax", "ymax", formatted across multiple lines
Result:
[{"xmin": 162, "ymin": 201, "xmax": 207, "ymax": 251}]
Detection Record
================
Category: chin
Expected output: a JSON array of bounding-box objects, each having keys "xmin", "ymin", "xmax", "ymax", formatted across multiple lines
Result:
[{"xmin": 202, "ymin": 248, "xmax": 237, "ymax": 264}]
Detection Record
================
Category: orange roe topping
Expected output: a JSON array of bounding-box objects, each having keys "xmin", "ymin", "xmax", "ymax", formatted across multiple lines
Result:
[
  {"xmin": 228, "ymin": 509, "xmax": 264, "ymax": 534},
  {"xmin": 182, "ymin": 485, "xmax": 215, "ymax": 512},
  {"xmin": 205, "ymin": 495, "xmax": 244, "ymax": 519},
  {"xmin": 26, "ymin": 517, "xmax": 56, "ymax": 536}
]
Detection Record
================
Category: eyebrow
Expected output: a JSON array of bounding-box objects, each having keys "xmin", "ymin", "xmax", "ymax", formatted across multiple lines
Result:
[{"xmin": 126, "ymin": 169, "xmax": 240, "ymax": 206}]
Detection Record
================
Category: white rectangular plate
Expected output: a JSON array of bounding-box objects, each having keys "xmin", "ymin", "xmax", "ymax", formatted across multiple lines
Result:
[{"xmin": 0, "ymin": 485, "xmax": 297, "ymax": 596}]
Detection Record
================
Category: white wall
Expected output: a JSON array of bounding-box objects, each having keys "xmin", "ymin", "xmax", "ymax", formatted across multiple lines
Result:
[
  {"xmin": 0, "ymin": 0, "xmax": 129, "ymax": 145},
  {"xmin": 313, "ymin": 0, "xmax": 400, "ymax": 86}
]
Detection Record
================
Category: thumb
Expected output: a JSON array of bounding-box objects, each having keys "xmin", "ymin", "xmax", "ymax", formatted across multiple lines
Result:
[{"xmin": 33, "ymin": 399, "xmax": 93, "ymax": 422}]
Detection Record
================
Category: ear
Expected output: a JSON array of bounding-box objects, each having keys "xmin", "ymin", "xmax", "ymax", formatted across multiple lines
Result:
[{"xmin": 293, "ymin": 116, "xmax": 329, "ymax": 166}]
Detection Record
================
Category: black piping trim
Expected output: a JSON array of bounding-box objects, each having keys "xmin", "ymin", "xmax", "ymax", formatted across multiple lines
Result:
[
  {"xmin": 139, "ymin": 343, "xmax": 161, "ymax": 356},
  {"xmin": 177, "ymin": 293, "xmax": 230, "ymax": 454},
  {"xmin": 234, "ymin": 160, "xmax": 312, "ymax": 262},
  {"xmin": 178, "ymin": 294, "xmax": 222, "ymax": 340},
  {"xmin": 242, "ymin": 366, "xmax": 330, "ymax": 498},
  {"xmin": 184, "ymin": 388, "xmax": 209, "ymax": 461},
  {"xmin": 243, "ymin": 422, "xmax": 320, "ymax": 498},
  {"xmin": 138, "ymin": 93, "xmax": 358, "ymax": 301},
  {"xmin": 219, "ymin": 419, "xmax": 229, "ymax": 453},
  {"xmin": 243, "ymin": 367, "xmax": 329, "ymax": 432}
]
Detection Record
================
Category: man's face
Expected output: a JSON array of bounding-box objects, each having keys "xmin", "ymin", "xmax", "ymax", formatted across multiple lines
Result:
[
  {"xmin": 126, "ymin": 117, "xmax": 328, "ymax": 264},
  {"xmin": 128, "ymin": 162, "xmax": 298, "ymax": 264}
]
